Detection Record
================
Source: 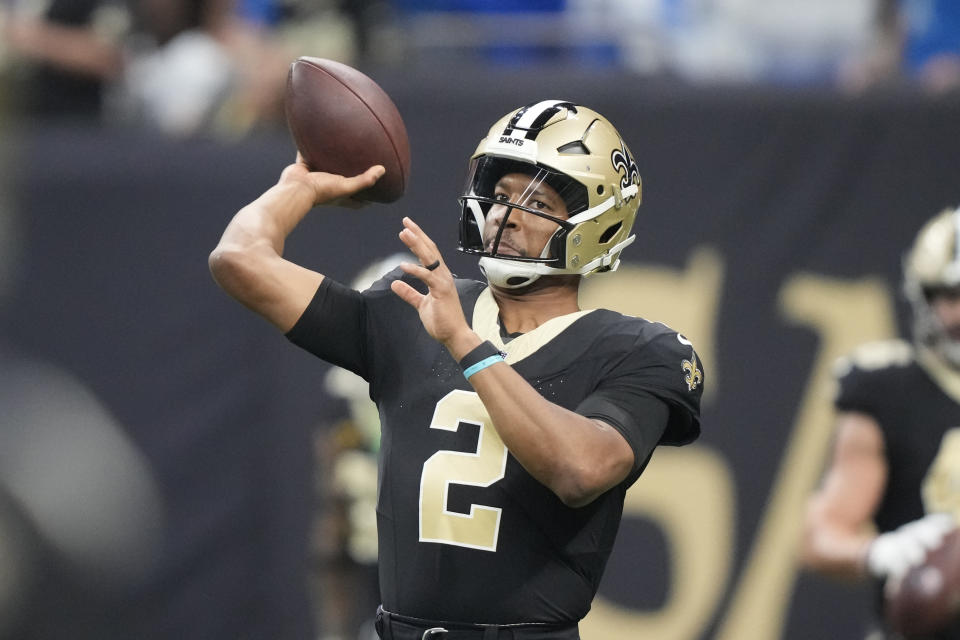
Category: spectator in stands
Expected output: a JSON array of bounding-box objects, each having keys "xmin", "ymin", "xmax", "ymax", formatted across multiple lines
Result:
[
  {"xmin": 0, "ymin": 0, "xmax": 126, "ymax": 120},
  {"xmin": 840, "ymin": 0, "xmax": 960, "ymax": 92},
  {"xmin": 1, "ymin": 0, "xmax": 236, "ymax": 134},
  {"xmin": 0, "ymin": 0, "xmax": 357, "ymax": 136}
]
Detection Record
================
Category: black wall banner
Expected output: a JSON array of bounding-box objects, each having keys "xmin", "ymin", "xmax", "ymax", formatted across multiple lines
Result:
[{"xmin": 3, "ymin": 70, "xmax": 960, "ymax": 639}]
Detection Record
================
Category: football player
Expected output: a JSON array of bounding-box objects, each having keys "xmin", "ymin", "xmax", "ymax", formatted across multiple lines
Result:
[
  {"xmin": 210, "ymin": 100, "xmax": 704, "ymax": 639},
  {"xmin": 802, "ymin": 207, "xmax": 960, "ymax": 639}
]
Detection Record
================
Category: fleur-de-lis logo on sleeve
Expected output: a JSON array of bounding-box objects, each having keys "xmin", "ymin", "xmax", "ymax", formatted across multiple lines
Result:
[{"xmin": 682, "ymin": 355, "xmax": 703, "ymax": 392}]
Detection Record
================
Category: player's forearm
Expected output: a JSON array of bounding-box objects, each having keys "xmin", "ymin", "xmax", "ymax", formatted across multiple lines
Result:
[
  {"xmin": 802, "ymin": 529, "xmax": 873, "ymax": 579},
  {"xmin": 209, "ymin": 181, "xmax": 319, "ymax": 301},
  {"xmin": 801, "ymin": 505, "xmax": 874, "ymax": 579},
  {"xmin": 222, "ymin": 181, "xmax": 317, "ymax": 255},
  {"xmin": 467, "ymin": 363, "xmax": 629, "ymax": 507}
]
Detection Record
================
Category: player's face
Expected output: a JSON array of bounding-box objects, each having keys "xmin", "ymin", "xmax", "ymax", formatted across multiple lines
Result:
[
  {"xmin": 483, "ymin": 173, "xmax": 569, "ymax": 258},
  {"xmin": 930, "ymin": 286, "xmax": 960, "ymax": 341}
]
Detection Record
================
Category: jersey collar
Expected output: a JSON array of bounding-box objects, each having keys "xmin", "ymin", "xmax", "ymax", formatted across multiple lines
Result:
[{"xmin": 471, "ymin": 288, "xmax": 594, "ymax": 364}]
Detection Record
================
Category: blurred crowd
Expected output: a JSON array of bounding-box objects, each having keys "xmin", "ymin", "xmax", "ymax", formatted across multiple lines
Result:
[
  {"xmin": 0, "ymin": 0, "xmax": 371, "ymax": 136},
  {"xmin": 0, "ymin": 0, "xmax": 958, "ymax": 138}
]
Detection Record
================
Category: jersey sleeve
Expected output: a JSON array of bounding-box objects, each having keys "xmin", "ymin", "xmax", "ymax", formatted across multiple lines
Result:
[
  {"xmin": 833, "ymin": 340, "xmax": 914, "ymax": 418},
  {"xmin": 834, "ymin": 365, "xmax": 881, "ymax": 416},
  {"xmin": 576, "ymin": 329, "xmax": 703, "ymax": 477}
]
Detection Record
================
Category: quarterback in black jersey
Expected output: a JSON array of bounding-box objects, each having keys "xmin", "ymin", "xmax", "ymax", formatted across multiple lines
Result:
[
  {"xmin": 802, "ymin": 207, "xmax": 960, "ymax": 639},
  {"xmin": 210, "ymin": 101, "xmax": 703, "ymax": 639}
]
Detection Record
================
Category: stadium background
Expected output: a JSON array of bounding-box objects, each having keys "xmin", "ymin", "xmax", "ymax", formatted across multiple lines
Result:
[{"xmin": 2, "ymin": 54, "xmax": 960, "ymax": 640}]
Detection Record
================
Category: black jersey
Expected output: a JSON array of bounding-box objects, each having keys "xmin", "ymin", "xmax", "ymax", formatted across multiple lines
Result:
[
  {"xmin": 287, "ymin": 270, "xmax": 703, "ymax": 625},
  {"xmin": 834, "ymin": 340, "xmax": 960, "ymax": 534},
  {"xmin": 834, "ymin": 341, "xmax": 960, "ymax": 637}
]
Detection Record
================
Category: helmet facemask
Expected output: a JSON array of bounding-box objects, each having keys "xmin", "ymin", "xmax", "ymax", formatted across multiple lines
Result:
[{"xmin": 906, "ymin": 281, "xmax": 960, "ymax": 368}]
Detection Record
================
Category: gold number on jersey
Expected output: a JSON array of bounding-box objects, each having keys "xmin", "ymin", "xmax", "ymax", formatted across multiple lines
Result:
[{"xmin": 419, "ymin": 390, "xmax": 508, "ymax": 551}]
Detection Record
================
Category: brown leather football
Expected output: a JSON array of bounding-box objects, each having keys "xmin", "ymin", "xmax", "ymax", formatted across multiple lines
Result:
[
  {"xmin": 284, "ymin": 57, "xmax": 410, "ymax": 203},
  {"xmin": 885, "ymin": 527, "xmax": 960, "ymax": 637}
]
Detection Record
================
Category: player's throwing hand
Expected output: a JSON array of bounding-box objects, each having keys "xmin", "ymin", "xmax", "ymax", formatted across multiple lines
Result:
[{"xmin": 278, "ymin": 153, "xmax": 385, "ymax": 209}]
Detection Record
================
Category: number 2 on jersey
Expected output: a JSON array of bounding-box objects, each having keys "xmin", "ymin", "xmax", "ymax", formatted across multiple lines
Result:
[{"xmin": 419, "ymin": 390, "xmax": 508, "ymax": 551}]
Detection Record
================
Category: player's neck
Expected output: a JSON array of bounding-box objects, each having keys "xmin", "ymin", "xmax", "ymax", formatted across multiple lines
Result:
[{"xmin": 491, "ymin": 276, "xmax": 581, "ymax": 335}]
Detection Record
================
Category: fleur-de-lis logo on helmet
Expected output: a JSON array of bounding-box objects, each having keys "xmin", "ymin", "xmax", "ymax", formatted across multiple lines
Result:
[
  {"xmin": 682, "ymin": 355, "xmax": 703, "ymax": 392},
  {"xmin": 610, "ymin": 140, "xmax": 640, "ymax": 200}
]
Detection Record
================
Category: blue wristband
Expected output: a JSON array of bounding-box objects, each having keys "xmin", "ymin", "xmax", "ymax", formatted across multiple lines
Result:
[
  {"xmin": 463, "ymin": 354, "xmax": 505, "ymax": 380},
  {"xmin": 459, "ymin": 341, "xmax": 507, "ymax": 380}
]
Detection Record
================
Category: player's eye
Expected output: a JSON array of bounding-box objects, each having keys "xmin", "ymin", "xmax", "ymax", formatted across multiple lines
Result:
[{"xmin": 493, "ymin": 192, "xmax": 510, "ymax": 202}]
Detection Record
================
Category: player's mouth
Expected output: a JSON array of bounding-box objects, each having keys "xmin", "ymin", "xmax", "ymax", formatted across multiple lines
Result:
[{"xmin": 486, "ymin": 238, "xmax": 524, "ymax": 257}]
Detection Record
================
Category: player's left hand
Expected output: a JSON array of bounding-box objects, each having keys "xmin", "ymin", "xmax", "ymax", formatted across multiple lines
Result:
[
  {"xmin": 390, "ymin": 217, "xmax": 475, "ymax": 353},
  {"xmin": 867, "ymin": 513, "xmax": 956, "ymax": 579}
]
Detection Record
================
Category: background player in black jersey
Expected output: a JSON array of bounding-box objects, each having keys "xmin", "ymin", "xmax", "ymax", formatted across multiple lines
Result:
[
  {"xmin": 209, "ymin": 101, "xmax": 703, "ymax": 640},
  {"xmin": 802, "ymin": 207, "xmax": 960, "ymax": 638}
]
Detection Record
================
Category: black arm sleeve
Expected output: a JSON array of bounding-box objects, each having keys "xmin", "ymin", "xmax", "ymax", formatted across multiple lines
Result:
[
  {"xmin": 576, "ymin": 390, "xmax": 669, "ymax": 483},
  {"xmin": 284, "ymin": 277, "xmax": 368, "ymax": 378}
]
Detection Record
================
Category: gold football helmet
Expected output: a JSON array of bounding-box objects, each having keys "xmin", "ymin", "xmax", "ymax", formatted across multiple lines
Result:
[
  {"xmin": 458, "ymin": 100, "xmax": 642, "ymax": 289},
  {"xmin": 904, "ymin": 206, "xmax": 960, "ymax": 366}
]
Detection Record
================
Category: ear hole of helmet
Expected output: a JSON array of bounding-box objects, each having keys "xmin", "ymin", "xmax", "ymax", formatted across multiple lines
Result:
[
  {"xmin": 599, "ymin": 222, "xmax": 622, "ymax": 244},
  {"xmin": 556, "ymin": 141, "xmax": 590, "ymax": 155}
]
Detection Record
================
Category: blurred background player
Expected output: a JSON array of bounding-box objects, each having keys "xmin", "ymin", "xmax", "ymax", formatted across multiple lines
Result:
[
  {"xmin": 802, "ymin": 206, "xmax": 960, "ymax": 639},
  {"xmin": 209, "ymin": 100, "xmax": 703, "ymax": 639}
]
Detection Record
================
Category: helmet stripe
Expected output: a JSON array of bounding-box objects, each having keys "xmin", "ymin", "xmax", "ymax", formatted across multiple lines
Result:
[
  {"xmin": 523, "ymin": 106, "xmax": 563, "ymax": 140},
  {"xmin": 502, "ymin": 104, "xmax": 531, "ymax": 137},
  {"xmin": 503, "ymin": 100, "xmax": 575, "ymax": 140}
]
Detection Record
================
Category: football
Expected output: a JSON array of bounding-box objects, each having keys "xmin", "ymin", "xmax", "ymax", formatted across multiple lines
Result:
[
  {"xmin": 885, "ymin": 527, "xmax": 960, "ymax": 637},
  {"xmin": 284, "ymin": 57, "xmax": 410, "ymax": 203}
]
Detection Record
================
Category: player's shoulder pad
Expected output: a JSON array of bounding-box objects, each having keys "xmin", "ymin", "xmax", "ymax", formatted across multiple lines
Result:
[
  {"xmin": 832, "ymin": 339, "xmax": 914, "ymax": 379},
  {"xmin": 596, "ymin": 311, "xmax": 697, "ymax": 355},
  {"xmin": 614, "ymin": 314, "xmax": 695, "ymax": 353},
  {"xmin": 617, "ymin": 316, "xmax": 705, "ymax": 396}
]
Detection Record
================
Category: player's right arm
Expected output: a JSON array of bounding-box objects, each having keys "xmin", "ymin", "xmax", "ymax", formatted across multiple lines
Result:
[
  {"xmin": 208, "ymin": 158, "xmax": 384, "ymax": 331},
  {"xmin": 801, "ymin": 411, "xmax": 888, "ymax": 579}
]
